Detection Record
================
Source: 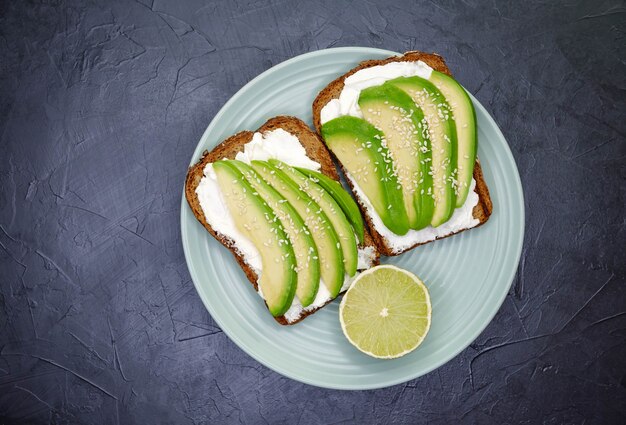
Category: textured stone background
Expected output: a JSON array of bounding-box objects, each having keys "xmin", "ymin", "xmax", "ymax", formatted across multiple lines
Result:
[{"xmin": 1, "ymin": 0, "xmax": 625, "ymax": 423}]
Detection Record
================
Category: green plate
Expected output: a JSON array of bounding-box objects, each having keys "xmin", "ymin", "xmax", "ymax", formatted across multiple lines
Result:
[{"xmin": 181, "ymin": 47, "xmax": 524, "ymax": 390}]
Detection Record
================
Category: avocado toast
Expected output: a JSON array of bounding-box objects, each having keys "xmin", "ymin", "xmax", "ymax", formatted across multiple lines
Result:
[
  {"xmin": 312, "ymin": 51, "xmax": 493, "ymax": 256},
  {"xmin": 185, "ymin": 116, "xmax": 380, "ymax": 325}
]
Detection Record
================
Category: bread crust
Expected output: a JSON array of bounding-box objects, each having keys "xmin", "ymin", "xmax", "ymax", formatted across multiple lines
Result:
[
  {"xmin": 311, "ymin": 51, "xmax": 493, "ymax": 256},
  {"xmin": 185, "ymin": 116, "xmax": 380, "ymax": 325}
]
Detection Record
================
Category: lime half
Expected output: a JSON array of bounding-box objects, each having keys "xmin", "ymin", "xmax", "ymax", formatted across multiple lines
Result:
[{"xmin": 339, "ymin": 265, "xmax": 432, "ymax": 359}]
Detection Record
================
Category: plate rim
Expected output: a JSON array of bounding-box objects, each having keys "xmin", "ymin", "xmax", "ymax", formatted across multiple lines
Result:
[{"xmin": 180, "ymin": 46, "xmax": 525, "ymax": 390}]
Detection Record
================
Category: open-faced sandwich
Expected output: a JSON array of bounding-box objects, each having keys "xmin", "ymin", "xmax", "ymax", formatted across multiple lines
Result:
[
  {"xmin": 313, "ymin": 51, "xmax": 492, "ymax": 256},
  {"xmin": 185, "ymin": 117, "xmax": 380, "ymax": 325}
]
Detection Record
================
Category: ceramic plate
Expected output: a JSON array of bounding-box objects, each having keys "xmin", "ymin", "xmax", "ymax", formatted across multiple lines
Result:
[{"xmin": 180, "ymin": 47, "xmax": 524, "ymax": 390}]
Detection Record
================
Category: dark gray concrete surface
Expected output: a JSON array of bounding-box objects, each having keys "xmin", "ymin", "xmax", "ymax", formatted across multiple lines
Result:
[{"xmin": 1, "ymin": 0, "xmax": 625, "ymax": 423}]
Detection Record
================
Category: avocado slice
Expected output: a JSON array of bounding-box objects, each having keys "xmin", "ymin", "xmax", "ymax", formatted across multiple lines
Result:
[
  {"xmin": 213, "ymin": 160, "xmax": 296, "ymax": 316},
  {"xmin": 321, "ymin": 116, "xmax": 409, "ymax": 236},
  {"xmin": 251, "ymin": 160, "xmax": 345, "ymax": 297},
  {"xmin": 358, "ymin": 84, "xmax": 438, "ymax": 229},
  {"xmin": 228, "ymin": 160, "xmax": 320, "ymax": 307},
  {"xmin": 429, "ymin": 70, "xmax": 477, "ymax": 208},
  {"xmin": 294, "ymin": 167, "xmax": 364, "ymax": 244},
  {"xmin": 270, "ymin": 160, "xmax": 358, "ymax": 277},
  {"xmin": 385, "ymin": 76, "xmax": 457, "ymax": 226}
]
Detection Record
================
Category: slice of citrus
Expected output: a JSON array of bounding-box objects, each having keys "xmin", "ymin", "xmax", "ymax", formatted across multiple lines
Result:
[{"xmin": 339, "ymin": 265, "xmax": 432, "ymax": 359}]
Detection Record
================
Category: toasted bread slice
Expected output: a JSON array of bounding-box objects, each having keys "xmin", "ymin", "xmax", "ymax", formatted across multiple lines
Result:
[
  {"xmin": 185, "ymin": 116, "xmax": 380, "ymax": 325},
  {"xmin": 312, "ymin": 51, "xmax": 493, "ymax": 256}
]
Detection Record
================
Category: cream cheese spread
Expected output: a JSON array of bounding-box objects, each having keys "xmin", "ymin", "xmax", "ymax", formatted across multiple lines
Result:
[
  {"xmin": 195, "ymin": 128, "xmax": 376, "ymax": 323},
  {"xmin": 233, "ymin": 128, "xmax": 321, "ymax": 170},
  {"xmin": 319, "ymin": 60, "xmax": 480, "ymax": 252},
  {"xmin": 320, "ymin": 61, "xmax": 433, "ymax": 124}
]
